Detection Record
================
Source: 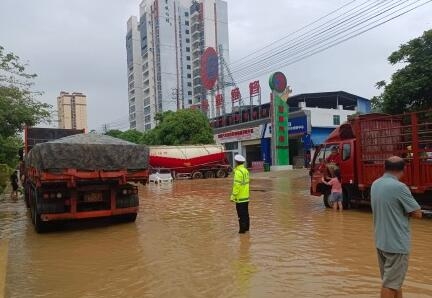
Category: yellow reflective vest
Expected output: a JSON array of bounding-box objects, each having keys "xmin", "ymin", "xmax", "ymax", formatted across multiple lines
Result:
[{"xmin": 231, "ymin": 164, "xmax": 250, "ymax": 203}]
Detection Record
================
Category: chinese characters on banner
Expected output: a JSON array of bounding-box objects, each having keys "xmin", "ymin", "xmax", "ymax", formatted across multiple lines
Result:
[
  {"xmin": 215, "ymin": 94, "xmax": 223, "ymax": 107},
  {"xmin": 231, "ymin": 87, "xmax": 241, "ymax": 102},
  {"xmin": 249, "ymin": 81, "xmax": 260, "ymax": 96}
]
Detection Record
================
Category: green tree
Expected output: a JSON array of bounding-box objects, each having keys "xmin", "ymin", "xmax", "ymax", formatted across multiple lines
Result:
[
  {"xmin": 154, "ymin": 109, "xmax": 214, "ymax": 145},
  {"xmin": 372, "ymin": 30, "xmax": 432, "ymax": 113},
  {"xmin": 0, "ymin": 45, "xmax": 51, "ymax": 168},
  {"xmin": 105, "ymin": 129, "xmax": 124, "ymax": 139},
  {"xmin": 105, "ymin": 109, "xmax": 215, "ymax": 145}
]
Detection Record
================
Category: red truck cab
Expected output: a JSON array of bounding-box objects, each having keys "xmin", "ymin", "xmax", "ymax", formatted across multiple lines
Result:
[{"xmin": 310, "ymin": 112, "xmax": 432, "ymax": 210}]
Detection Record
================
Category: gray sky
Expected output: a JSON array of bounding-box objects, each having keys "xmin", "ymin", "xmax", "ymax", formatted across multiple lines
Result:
[{"xmin": 0, "ymin": 0, "xmax": 431, "ymax": 130}]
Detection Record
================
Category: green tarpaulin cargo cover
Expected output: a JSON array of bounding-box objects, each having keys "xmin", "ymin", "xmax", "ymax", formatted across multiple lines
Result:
[{"xmin": 26, "ymin": 134, "xmax": 149, "ymax": 171}]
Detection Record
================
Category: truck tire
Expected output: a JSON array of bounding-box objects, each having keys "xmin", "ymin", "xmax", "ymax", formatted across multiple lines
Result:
[
  {"xmin": 192, "ymin": 171, "xmax": 203, "ymax": 179},
  {"xmin": 323, "ymin": 194, "xmax": 332, "ymax": 209},
  {"xmin": 32, "ymin": 192, "xmax": 49, "ymax": 233},
  {"xmin": 204, "ymin": 171, "xmax": 215, "ymax": 179},
  {"xmin": 216, "ymin": 169, "xmax": 226, "ymax": 178}
]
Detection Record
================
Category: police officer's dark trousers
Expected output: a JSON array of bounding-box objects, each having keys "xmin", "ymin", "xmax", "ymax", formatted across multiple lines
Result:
[{"xmin": 236, "ymin": 202, "xmax": 249, "ymax": 233}]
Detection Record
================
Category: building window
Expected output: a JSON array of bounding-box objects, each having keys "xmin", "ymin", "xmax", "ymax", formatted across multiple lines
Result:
[
  {"xmin": 186, "ymin": 38, "xmax": 190, "ymax": 43},
  {"xmin": 166, "ymin": 18, "xmax": 170, "ymax": 23},
  {"xmin": 187, "ymin": 82, "xmax": 192, "ymax": 87},
  {"xmin": 188, "ymin": 91, "xmax": 192, "ymax": 96},
  {"xmin": 186, "ymin": 56, "xmax": 190, "ymax": 61},
  {"xmin": 225, "ymin": 142, "xmax": 238, "ymax": 150},
  {"xmin": 187, "ymin": 65, "xmax": 191, "ymax": 70},
  {"xmin": 186, "ymin": 47, "xmax": 190, "ymax": 52},
  {"xmin": 185, "ymin": 21, "xmax": 189, "ymax": 26},
  {"xmin": 333, "ymin": 115, "xmax": 341, "ymax": 125},
  {"xmin": 145, "ymin": 124, "xmax": 152, "ymax": 130},
  {"xmin": 187, "ymin": 73, "xmax": 191, "ymax": 78},
  {"xmin": 185, "ymin": 29, "xmax": 189, "ymax": 34},
  {"xmin": 188, "ymin": 99, "xmax": 193, "ymax": 104},
  {"xmin": 185, "ymin": 12, "xmax": 189, "ymax": 17},
  {"xmin": 130, "ymin": 121, "xmax": 136, "ymax": 128}
]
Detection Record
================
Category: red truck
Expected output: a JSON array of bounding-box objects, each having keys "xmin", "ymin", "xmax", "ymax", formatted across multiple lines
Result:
[
  {"xmin": 310, "ymin": 111, "xmax": 432, "ymax": 210},
  {"xmin": 149, "ymin": 145, "xmax": 231, "ymax": 179},
  {"xmin": 23, "ymin": 127, "xmax": 149, "ymax": 232}
]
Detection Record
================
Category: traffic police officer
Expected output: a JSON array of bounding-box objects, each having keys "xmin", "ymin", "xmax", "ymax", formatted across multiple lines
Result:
[{"xmin": 230, "ymin": 154, "xmax": 250, "ymax": 233}]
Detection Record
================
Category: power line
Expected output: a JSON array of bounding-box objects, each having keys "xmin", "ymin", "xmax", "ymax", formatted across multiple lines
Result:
[
  {"xmin": 231, "ymin": 0, "xmax": 404, "ymax": 77},
  {"xmin": 234, "ymin": 0, "xmax": 431, "ymax": 84},
  {"xmin": 229, "ymin": 0, "xmax": 379, "ymax": 71},
  {"xmin": 228, "ymin": 0, "xmax": 360, "ymax": 66}
]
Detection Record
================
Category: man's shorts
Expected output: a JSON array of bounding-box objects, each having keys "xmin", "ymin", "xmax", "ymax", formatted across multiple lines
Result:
[
  {"xmin": 331, "ymin": 192, "xmax": 343, "ymax": 202},
  {"xmin": 377, "ymin": 248, "xmax": 409, "ymax": 290}
]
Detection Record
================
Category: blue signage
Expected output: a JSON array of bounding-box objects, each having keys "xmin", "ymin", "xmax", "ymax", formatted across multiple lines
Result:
[{"xmin": 288, "ymin": 116, "xmax": 307, "ymax": 136}]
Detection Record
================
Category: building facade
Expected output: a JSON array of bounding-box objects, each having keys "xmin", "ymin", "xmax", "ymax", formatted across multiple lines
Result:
[
  {"xmin": 212, "ymin": 91, "xmax": 371, "ymax": 168},
  {"xmin": 57, "ymin": 91, "xmax": 88, "ymax": 131},
  {"xmin": 126, "ymin": 0, "xmax": 229, "ymax": 131}
]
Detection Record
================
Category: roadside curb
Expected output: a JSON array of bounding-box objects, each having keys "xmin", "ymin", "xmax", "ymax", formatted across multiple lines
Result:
[{"xmin": 0, "ymin": 240, "xmax": 8, "ymax": 298}]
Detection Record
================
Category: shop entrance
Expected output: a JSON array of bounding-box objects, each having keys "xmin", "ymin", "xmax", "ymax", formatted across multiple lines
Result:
[{"xmin": 244, "ymin": 144, "xmax": 262, "ymax": 168}]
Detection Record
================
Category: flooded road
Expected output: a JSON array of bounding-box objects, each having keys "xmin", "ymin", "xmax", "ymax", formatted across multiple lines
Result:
[{"xmin": 1, "ymin": 170, "xmax": 432, "ymax": 297}]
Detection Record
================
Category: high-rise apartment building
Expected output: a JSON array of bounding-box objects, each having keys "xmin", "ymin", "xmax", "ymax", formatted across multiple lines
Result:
[
  {"xmin": 190, "ymin": 0, "xmax": 229, "ymax": 117},
  {"xmin": 57, "ymin": 91, "xmax": 88, "ymax": 131},
  {"xmin": 126, "ymin": 0, "xmax": 229, "ymax": 131}
]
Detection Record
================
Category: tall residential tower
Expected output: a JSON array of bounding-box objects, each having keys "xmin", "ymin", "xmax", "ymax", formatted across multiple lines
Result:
[{"xmin": 126, "ymin": 0, "xmax": 229, "ymax": 131}]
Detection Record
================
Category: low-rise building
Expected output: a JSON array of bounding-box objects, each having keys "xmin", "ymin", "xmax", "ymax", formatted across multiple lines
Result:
[{"xmin": 212, "ymin": 91, "xmax": 371, "ymax": 168}]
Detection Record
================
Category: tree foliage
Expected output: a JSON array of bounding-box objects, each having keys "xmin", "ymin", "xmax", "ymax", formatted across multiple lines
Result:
[
  {"xmin": 106, "ymin": 109, "xmax": 215, "ymax": 145},
  {"xmin": 0, "ymin": 45, "xmax": 51, "ymax": 168},
  {"xmin": 372, "ymin": 30, "xmax": 432, "ymax": 114}
]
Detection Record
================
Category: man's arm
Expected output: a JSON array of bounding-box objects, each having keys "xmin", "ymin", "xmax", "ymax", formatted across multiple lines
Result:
[
  {"xmin": 399, "ymin": 184, "xmax": 422, "ymax": 219},
  {"xmin": 409, "ymin": 209, "xmax": 423, "ymax": 219}
]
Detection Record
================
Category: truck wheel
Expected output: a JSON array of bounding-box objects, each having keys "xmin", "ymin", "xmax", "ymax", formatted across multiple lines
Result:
[
  {"xmin": 192, "ymin": 172, "xmax": 203, "ymax": 179},
  {"xmin": 204, "ymin": 171, "xmax": 215, "ymax": 179},
  {"xmin": 34, "ymin": 212, "xmax": 49, "ymax": 233},
  {"xmin": 323, "ymin": 194, "xmax": 332, "ymax": 208},
  {"xmin": 216, "ymin": 169, "xmax": 226, "ymax": 178}
]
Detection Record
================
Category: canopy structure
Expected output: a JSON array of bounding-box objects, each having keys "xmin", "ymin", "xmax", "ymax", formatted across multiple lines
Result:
[{"xmin": 26, "ymin": 134, "xmax": 149, "ymax": 171}]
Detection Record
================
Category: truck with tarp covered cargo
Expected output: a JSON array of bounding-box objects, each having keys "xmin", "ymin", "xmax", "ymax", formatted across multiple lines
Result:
[
  {"xmin": 310, "ymin": 111, "xmax": 432, "ymax": 210},
  {"xmin": 23, "ymin": 127, "xmax": 149, "ymax": 232}
]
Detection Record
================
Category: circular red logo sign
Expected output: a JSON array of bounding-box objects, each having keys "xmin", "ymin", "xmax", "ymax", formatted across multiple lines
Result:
[
  {"xmin": 200, "ymin": 47, "xmax": 219, "ymax": 90},
  {"xmin": 269, "ymin": 72, "xmax": 287, "ymax": 93}
]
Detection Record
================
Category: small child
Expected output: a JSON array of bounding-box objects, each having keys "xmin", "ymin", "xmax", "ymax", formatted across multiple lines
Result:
[{"xmin": 322, "ymin": 168, "xmax": 343, "ymax": 211}]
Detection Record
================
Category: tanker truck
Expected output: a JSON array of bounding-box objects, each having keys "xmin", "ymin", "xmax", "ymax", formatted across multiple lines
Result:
[
  {"xmin": 310, "ymin": 111, "xmax": 432, "ymax": 210},
  {"xmin": 23, "ymin": 127, "xmax": 149, "ymax": 232},
  {"xmin": 149, "ymin": 145, "xmax": 231, "ymax": 179}
]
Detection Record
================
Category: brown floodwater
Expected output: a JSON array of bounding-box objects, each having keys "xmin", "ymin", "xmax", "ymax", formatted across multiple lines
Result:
[{"xmin": 1, "ymin": 170, "xmax": 432, "ymax": 298}]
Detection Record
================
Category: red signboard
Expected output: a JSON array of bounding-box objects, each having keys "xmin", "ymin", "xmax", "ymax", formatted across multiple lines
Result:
[
  {"xmin": 215, "ymin": 94, "xmax": 223, "ymax": 107},
  {"xmin": 249, "ymin": 81, "xmax": 260, "ymax": 96},
  {"xmin": 201, "ymin": 99, "xmax": 209, "ymax": 111},
  {"xmin": 231, "ymin": 87, "xmax": 241, "ymax": 102},
  {"xmin": 200, "ymin": 47, "xmax": 219, "ymax": 90}
]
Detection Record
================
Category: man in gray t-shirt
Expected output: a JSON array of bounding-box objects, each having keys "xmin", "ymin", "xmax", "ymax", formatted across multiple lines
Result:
[{"xmin": 371, "ymin": 156, "xmax": 422, "ymax": 298}]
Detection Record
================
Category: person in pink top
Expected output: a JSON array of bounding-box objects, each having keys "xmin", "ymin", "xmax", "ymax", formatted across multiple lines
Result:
[{"xmin": 322, "ymin": 168, "xmax": 343, "ymax": 211}]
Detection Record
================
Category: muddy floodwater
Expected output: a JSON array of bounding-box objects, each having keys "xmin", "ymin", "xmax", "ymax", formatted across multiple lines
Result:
[{"xmin": 1, "ymin": 170, "xmax": 432, "ymax": 297}]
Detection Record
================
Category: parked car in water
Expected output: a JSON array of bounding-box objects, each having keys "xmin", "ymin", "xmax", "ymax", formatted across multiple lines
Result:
[{"xmin": 149, "ymin": 169, "xmax": 173, "ymax": 184}]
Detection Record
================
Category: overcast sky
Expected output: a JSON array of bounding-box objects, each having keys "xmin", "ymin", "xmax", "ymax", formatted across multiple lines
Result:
[{"xmin": 1, "ymin": 0, "xmax": 431, "ymax": 130}]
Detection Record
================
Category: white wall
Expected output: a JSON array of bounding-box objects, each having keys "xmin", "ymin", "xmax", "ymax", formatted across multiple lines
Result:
[{"xmin": 305, "ymin": 107, "xmax": 356, "ymax": 128}]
